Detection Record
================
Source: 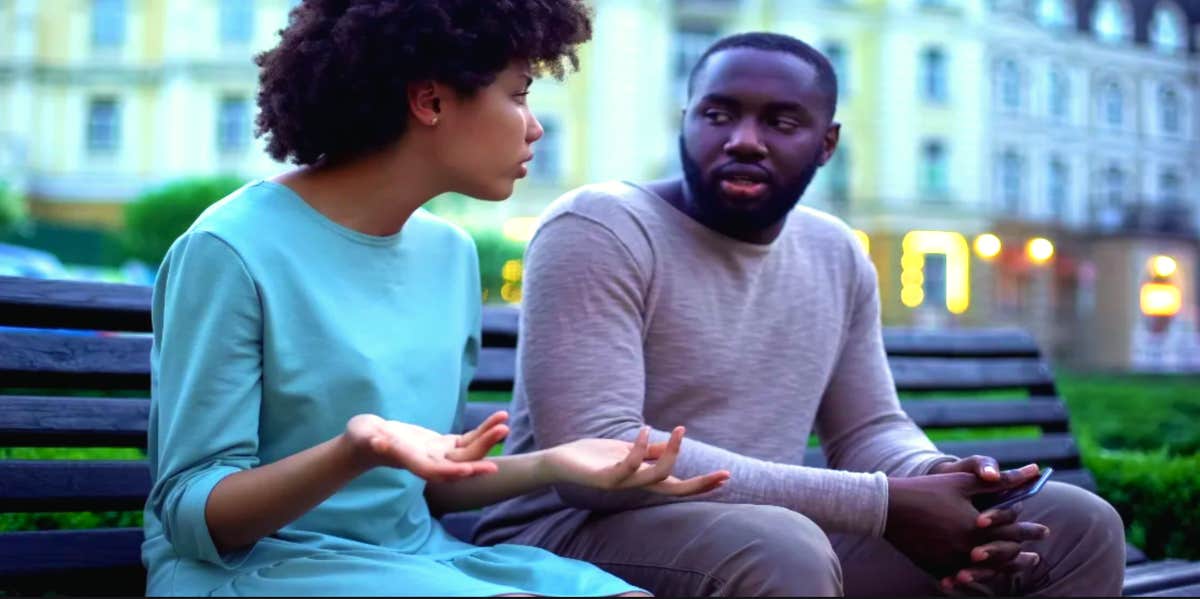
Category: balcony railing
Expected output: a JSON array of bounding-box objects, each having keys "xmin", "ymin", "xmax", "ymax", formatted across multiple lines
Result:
[{"xmin": 1087, "ymin": 197, "xmax": 1196, "ymax": 237}]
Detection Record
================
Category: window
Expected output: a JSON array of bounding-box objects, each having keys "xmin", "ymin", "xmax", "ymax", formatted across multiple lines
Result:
[
  {"xmin": 528, "ymin": 116, "xmax": 561, "ymax": 182},
  {"xmin": 217, "ymin": 95, "xmax": 250, "ymax": 154},
  {"xmin": 1101, "ymin": 81, "xmax": 1123, "ymax": 128},
  {"xmin": 1092, "ymin": 0, "xmax": 1130, "ymax": 44},
  {"xmin": 1035, "ymin": 0, "xmax": 1074, "ymax": 29},
  {"xmin": 1102, "ymin": 165, "xmax": 1125, "ymax": 208},
  {"xmin": 219, "ymin": 0, "xmax": 255, "ymax": 45},
  {"xmin": 1048, "ymin": 68, "xmax": 1069, "ymax": 121},
  {"xmin": 828, "ymin": 146, "xmax": 849, "ymax": 210},
  {"xmin": 823, "ymin": 42, "xmax": 848, "ymax": 98},
  {"xmin": 86, "ymin": 97, "xmax": 120, "ymax": 154},
  {"xmin": 1048, "ymin": 158, "xmax": 1070, "ymax": 220},
  {"xmin": 920, "ymin": 140, "xmax": 949, "ymax": 198},
  {"xmin": 1160, "ymin": 169, "xmax": 1183, "ymax": 205},
  {"xmin": 997, "ymin": 59, "xmax": 1021, "ymax": 111},
  {"xmin": 1150, "ymin": 3, "xmax": 1186, "ymax": 54},
  {"xmin": 920, "ymin": 46, "xmax": 948, "ymax": 103},
  {"xmin": 999, "ymin": 150, "xmax": 1023, "ymax": 213},
  {"xmin": 91, "ymin": 0, "xmax": 126, "ymax": 49},
  {"xmin": 673, "ymin": 23, "xmax": 720, "ymax": 106},
  {"xmin": 924, "ymin": 253, "xmax": 948, "ymax": 309},
  {"xmin": 1159, "ymin": 85, "xmax": 1180, "ymax": 135}
]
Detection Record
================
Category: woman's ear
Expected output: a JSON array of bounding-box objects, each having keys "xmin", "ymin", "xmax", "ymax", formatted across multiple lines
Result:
[{"xmin": 408, "ymin": 81, "xmax": 442, "ymax": 127}]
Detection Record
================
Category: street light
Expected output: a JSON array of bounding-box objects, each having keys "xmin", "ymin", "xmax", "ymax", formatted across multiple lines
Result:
[
  {"xmin": 974, "ymin": 233, "xmax": 1002, "ymax": 260},
  {"xmin": 1027, "ymin": 238, "xmax": 1054, "ymax": 264}
]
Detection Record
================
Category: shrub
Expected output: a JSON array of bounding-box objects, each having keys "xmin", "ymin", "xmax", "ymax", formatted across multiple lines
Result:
[
  {"xmin": 0, "ymin": 179, "xmax": 27, "ymax": 234},
  {"xmin": 122, "ymin": 176, "xmax": 245, "ymax": 266}
]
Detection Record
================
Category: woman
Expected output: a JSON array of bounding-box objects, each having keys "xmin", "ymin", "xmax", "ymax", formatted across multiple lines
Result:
[{"xmin": 143, "ymin": 1, "xmax": 729, "ymax": 595}]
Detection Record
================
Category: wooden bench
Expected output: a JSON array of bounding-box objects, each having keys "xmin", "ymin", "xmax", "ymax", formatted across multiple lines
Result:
[{"xmin": 1, "ymin": 275, "xmax": 1198, "ymax": 596}]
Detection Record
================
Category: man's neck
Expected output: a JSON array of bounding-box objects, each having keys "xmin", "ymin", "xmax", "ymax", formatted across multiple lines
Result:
[{"xmin": 644, "ymin": 178, "xmax": 786, "ymax": 245}]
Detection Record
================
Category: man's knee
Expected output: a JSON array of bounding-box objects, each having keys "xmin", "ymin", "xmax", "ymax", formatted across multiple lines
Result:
[
  {"xmin": 1037, "ymin": 482, "xmax": 1126, "ymax": 562},
  {"xmin": 707, "ymin": 504, "xmax": 842, "ymax": 596}
]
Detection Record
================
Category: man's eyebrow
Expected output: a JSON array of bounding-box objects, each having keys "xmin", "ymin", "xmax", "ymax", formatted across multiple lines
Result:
[{"xmin": 699, "ymin": 93, "xmax": 739, "ymax": 106}]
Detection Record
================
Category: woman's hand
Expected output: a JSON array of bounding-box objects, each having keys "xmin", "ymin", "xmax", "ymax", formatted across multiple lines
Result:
[
  {"xmin": 344, "ymin": 411, "xmax": 510, "ymax": 483},
  {"xmin": 539, "ymin": 426, "xmax": 730, "ymax": 495}
]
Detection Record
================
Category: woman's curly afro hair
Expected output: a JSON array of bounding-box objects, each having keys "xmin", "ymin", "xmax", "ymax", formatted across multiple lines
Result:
[{"xmin": 254, "ymin": 0, "xmax": 592, "ymax": 166}]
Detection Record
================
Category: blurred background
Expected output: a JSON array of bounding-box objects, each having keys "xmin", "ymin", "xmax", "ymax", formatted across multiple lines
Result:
[{"xmin": 0, "ymin": 0, "xmax": 1198, "ymax": 557}]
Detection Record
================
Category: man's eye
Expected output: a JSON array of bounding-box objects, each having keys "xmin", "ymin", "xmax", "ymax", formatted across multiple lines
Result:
[
  {"xmin": 773, "ymin": 118, "xmax": 800, "ymax": 131},
  {"xmin": 704, "ymin": 110, "xmax": 731, "ymax": 124}
]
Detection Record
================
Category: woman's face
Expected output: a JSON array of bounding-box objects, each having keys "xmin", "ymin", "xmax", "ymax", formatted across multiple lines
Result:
[{"xmin": 435, "ymin": 61, "xmax": 544, "ymax": 201}]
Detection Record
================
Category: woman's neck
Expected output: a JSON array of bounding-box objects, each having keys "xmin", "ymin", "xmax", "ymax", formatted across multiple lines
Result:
[{"xmin": 271, "ymin": 139, "xmax": 445, "ymax": 237}]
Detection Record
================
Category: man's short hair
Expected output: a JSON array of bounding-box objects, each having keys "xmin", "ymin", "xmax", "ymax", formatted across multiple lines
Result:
[{"xmin": 687, "ymin": 31, "xmax": 838, "ymax": 113}]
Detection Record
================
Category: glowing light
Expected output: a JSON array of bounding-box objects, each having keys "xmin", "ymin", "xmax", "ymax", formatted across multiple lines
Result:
[
  {"xmin": 974, "ymin": 234, "xmax": 1002, "ymax": 260},
  {"xmin": 1141, "ymin": 283, "xmax": 1182, "ymax": 317},
  {"xmin": 901, "ymin": 286, "xmax": 925, "ymax": 308},
  {"xmin": 853, "ymin": 230, "xmax": 870, "ymax": 254},
  {"xmin": 1027, "ymin": 238, "xmax": 1054, "ymax": 264},
  {"xmin": 502, "ymin": 259, "xmax": 523, "ymax": 283},
  {"xmin": 500, "ymin": 282, "xmax": 522, "ymax": 304},
  {"xmin": 502, "ymin": 217, "xmax": 539, "ymax": 242},
  {"xmin": 900, "ymin": 231, "xmax": 970, "ymax": 314},
  {"xmin": 1150, "ymin": 255, "xmax": 1178, "ymax": 278}
]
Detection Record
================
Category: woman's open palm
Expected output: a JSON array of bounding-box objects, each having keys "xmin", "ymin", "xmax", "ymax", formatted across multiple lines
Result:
[
  {"xmin": 345, "ymin": 411, "xmax": 510, "ymax": 483},
  {"xmin": 544, "ymin": 426, "xmax": 730, "ymax": 496}
]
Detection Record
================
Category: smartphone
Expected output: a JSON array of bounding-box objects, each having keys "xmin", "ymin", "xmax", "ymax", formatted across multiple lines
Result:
[{"xmin": 972, "ymin": 467, "xmax": 1054, "ymax": 511}]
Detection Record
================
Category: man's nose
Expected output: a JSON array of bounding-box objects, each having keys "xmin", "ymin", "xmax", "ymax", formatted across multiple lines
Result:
[{"xmin": 723, "ymin": 118, "xmax": 767, "ymax": 160}]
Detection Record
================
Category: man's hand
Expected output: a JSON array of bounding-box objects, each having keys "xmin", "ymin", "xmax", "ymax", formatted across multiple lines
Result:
[
  {"xmin": 883, "ymin": 466, "xmax": 1045, "ymax": 579},
  {"xmin": 927, "ymin": 458, "xmax": 1050, "ymax": 593}
]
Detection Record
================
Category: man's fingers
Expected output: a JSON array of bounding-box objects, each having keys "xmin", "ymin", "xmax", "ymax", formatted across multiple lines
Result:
[
  {"xmin": 976, "ymin": 456, "xmax": 1001, "ymax": 482},
  {"xmin": 976, "ymin": 502, "xmax": 1022, "ymax": 528},
  {"xmin": 978, "ymin": 522, "xmax": 1051, "ymax": 543},
  {"xmin": 969, "ymin": 540, "xmax": 1022, "ymax": 567},
  {"xmin": 998, "ymin": 463, "xmax": 1040, "ymax": 487}
]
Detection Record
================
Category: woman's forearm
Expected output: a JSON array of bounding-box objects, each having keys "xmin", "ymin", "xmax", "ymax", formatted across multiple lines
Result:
[
  {"xmin": 424, "ymin": 451, "xmax": 551, "ymax": 515},
  {"xmin": 205, "ymin": 433, "xmax": 370, "ymax": 553}
]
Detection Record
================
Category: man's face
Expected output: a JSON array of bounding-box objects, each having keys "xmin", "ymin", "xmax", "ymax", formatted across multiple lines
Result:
[{"xmin": 681, "ymin": 48, "xmax": 839, "ymax": 233}]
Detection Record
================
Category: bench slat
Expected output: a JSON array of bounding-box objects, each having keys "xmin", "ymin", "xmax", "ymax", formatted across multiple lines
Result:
[
  {"xmin": 889, "ymin": 357, "xmax": 1056, "ymax": 393},
  {"xmin": 901, "ymin": 398, "xmax": 1069, "ymax": 430},
  {"xmin": 0, "ymin": 276, "xmax": 152, "ymax": 333},
  {"xmin": 471, "ymin": 347, "xmax": 517, "ymax": 391},
  {"xmin": 0, "ymin": 460, "xmax": 150, "ymax": 512},
  {"xmin": 1134, "ymin": 581, "xmax": 1200, "ymax": 597},
  {"xmin": 481, "ymin": 306, "xmax": 519, "ymax": 348},
  {"xmin": 1124, "ymin": 560, "xmax": 1200, "ymax": 596},
  {"xmin": 805, "ymin": 433, "xmax": 1081, "ymax": 469},
  {"xmin": 0, "ymin": 396, "xmax": 149, "ymax": 447},
  {"xmin": 0, "ymin": 332, "xmax": 151, "ymax": 390},
  {"xmin": 882, "ymin": 328, "xmax": 1040, "ymax": 358},
  {"xmin": 0, "ymin": 527, "xmax": 144, "ymax": 577}
]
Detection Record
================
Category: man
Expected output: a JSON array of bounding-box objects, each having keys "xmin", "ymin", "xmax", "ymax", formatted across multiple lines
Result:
[{"xmin": 475, "ymin": 32, "xmax": 1125, "ymax": 596}]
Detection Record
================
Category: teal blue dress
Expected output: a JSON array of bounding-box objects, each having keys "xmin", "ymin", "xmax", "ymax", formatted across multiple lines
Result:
[{"xmin": 143, "ymin": 181, "xmax": 642, "ymax": 597}]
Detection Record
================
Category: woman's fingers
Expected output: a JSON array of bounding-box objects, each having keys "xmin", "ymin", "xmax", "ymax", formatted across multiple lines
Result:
[
  {"xmin": 458, "ymin": 411, "xmax": 509, "ymax": 447},
  {"xmin": 621, "ymin": 426, "xmax": 685, "ymax": 488},
  {"xmin": 647, "ymin": 470, "xmax": 731, "ymax": 496},
  {"xmin": 607, "ymin": 426, "xmax": 650, "ymax": 485},
  {"xmin": 447, "ymin": 424, "xmax": 509, "ymax": 462}
]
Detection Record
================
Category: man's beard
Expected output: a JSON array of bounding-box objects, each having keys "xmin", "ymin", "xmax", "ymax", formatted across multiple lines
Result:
[{"xmin": 679, "ymin": 136, "xmax": 822, "ymax": 233}]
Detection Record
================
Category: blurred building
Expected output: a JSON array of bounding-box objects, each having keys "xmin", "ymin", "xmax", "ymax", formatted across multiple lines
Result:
[
  {"xmin": 0, "ymin": 0, "xmax": 297, "ymax": 228},
  {"xmin": 2, "ymin": 0, "xmax": 1199, "ymax": 371}
]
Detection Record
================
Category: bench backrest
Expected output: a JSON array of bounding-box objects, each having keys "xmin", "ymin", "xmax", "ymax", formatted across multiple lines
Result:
[{"xmin": 0, "ymin": 275, "xmax": 1089, "ymax": 592}]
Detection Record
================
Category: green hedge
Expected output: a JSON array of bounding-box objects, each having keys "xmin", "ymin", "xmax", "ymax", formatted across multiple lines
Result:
[
  {"xmin": 123, "ymin": 175, "xmax": 246, "ymax": 266},
  {"xmin": 1080, "ymin": 437, "xmax": 1200, "ymax": 560},
  {"xmin": 0, "ymin": 179, "xmax": 26, "ymax": 234}
]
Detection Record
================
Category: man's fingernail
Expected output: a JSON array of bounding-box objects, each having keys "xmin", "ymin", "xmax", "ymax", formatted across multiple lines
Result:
[
  {"xmin": 960, "ymin": 572, "xmax": 974, "ymax": 583},
  {"xmin": 984, "ymin": 466, "xmax": 998, "ymax": 476},
  {"xmin": 1021, "ymin": 464, "xmax": 1039, "ymax": 474},
  {"xmin": 978, "ymin": 517, "xmax": 992, "ymax": 527},
  {"xmin": 975, "ymin": 550, "xmax": 989, "ymax": 562}
]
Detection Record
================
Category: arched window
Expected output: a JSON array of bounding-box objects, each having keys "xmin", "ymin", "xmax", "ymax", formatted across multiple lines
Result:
[
  {"xmin": 920, "ymin": 46, "xmax": 949, "ymax": 103},
  {"xmin": 1048, "ymin": 68, "xmax": 1070, "ymax": 120},
  {"xmin": 1035, "ymin": 0, "xmax": 1074, "ymax": 29},
  {"xmin": 1159, "ymin": 85, "xmax": 1181, "ymax": 135},
  {"xmin": 1101, "ymin": 81, "xmax": 1123, "ymax": 128},
  {"xmin": 1160, "ymin": 169, "xmax": 1183, "ymax": 205},
  {"xmin": 1102, "ymin": 165, "xmax": 1126, "ymax": 208},
  {"xmin": 1150, "ymin": 2, "xmax": 1186, "ymax": 54},
  {"xmin": 1092, "ymin": 0, "xmax": 1131, "ymax": 44},
  {"xmin": 997, "ymin": 59, "xmax": 1021, "ymax": 110},
  {"xmin": 920, "ymin": 140, "xmax": 949, "ymax": 197},
  {"xmin": 998, "ymin": 150, "xmax": 1024, "ymax": 213},
  {"xmin": 1048, "ymin": 158, "xmax": 1070, "ymax": 220}
]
